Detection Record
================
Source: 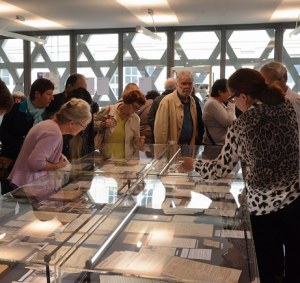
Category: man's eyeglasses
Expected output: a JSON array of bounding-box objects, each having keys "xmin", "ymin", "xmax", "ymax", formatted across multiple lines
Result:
[
  {"xmin": 132, "ymin": 104, "xmax": 142, "ymax": 111},
  {"xmin": 277, "ymin": 73, "xmax": 287, "ymax": 82},
  {"xmin": 77, "ymin": 122, "xmax": 87, "ymax": 130}
]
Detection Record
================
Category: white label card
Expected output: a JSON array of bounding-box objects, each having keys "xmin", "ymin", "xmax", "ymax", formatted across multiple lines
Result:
[
  {"xmin": 180, "ymin": 248, "xmax": 189, "ymax": 258},
  {"xmin": 15, "ymin": 202, "xmax": 20, "ymax": 215}
]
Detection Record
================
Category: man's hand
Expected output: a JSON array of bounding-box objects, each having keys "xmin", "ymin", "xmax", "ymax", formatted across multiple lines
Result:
[{"xmin": 177, "ymin": 157, "xmax": 194, "ymax": 172}]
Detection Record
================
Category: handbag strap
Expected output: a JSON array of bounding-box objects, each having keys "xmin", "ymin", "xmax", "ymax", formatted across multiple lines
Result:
[
  {"xmin": 205, "ymin": 125, "xmax": 216, "ymax": 146},
  {"xmin": 100, "ymin": 106, "xmax": 111, "ymax": 148}
]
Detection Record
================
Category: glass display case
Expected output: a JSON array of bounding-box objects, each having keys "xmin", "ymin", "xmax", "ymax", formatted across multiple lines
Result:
[
  {"xmin": 0, "ymin": 145, "xmax": 257, "ymax": 283},
  {"xmin": 0, "ymin": 169, "xmax": 136, "ymax": 283},
  {"xmin": 58, "ymin": 174, "xmax": 257, "ymax": 283}
]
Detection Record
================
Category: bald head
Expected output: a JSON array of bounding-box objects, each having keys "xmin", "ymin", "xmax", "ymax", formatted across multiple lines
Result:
[
  {"xmin": 164, "ymin": 78, "xmax": 176, "ymax": 91},
  {"xmin": 260, "ymin": 61, "xmax": 288, "ymax": 92}
]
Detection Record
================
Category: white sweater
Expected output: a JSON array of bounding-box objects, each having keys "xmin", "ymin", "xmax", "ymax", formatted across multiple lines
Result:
[{"xmin": 202, "ymin": 98, "xmax": 235, "ymax": 145}]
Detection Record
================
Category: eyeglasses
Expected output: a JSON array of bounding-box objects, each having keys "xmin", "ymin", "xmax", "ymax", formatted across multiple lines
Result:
[
  {"xmin": 77, "ymin": 122, "xmax": 87, "ymax": 130},
  {"xmin": 277, "ymin": 73, "xmax": 287, "ymax": 82},
  {"xmin": 132, "ymin": 104, "xmax": 142, "ymax": 111},
  {"xmin": 222, "ymin": 251, "xmax": 230, "ymax": 264},
  {"xmin": 227, "ymin": 94, "xmax": 238, "ymax": 103}
]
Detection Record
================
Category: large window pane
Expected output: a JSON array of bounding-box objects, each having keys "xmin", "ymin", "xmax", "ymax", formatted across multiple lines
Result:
[
  {"xmin": 225, "ymin": 29, "xmax": 275, "ymax": 78},
  {"xmin": 31, "ymin": 35, "xmax": 70, "ymax": 93},
  {"xmin": 77, "ymin": 33, "xmax": 118, "ymax": 107},
  {"xmin": 123, "ymin": 32, "xmax": 167, "ymax": 93},
  {"xmin": 282, "ymin": 29, "xmax": 300, "ymax": 94},
  {"xmin": 0, "ymin": 38, "xmax": 24, "ymax": 94},
  {"xmin": 174, "ymin": 30, "xmax": 221, "ymax": 102}
]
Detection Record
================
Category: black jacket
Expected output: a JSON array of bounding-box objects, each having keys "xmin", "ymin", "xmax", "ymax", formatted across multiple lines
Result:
[
  {"xmin": 191, "ymin": 94, "xmax": 205, "ymax": 145},
  {"xmin": 0, "ymin": 102, "xmax": 35, "ymax": 160}
]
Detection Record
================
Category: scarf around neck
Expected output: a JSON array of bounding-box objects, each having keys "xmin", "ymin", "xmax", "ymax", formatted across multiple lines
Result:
[{"xmin": 26, "ymin": 97, "xmax": 45, "ymax": 125}]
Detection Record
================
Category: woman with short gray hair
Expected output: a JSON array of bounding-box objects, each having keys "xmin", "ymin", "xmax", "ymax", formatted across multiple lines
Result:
[{"xmin": 8, "ymin": 98, "xmax": 92, "ymax": 189}]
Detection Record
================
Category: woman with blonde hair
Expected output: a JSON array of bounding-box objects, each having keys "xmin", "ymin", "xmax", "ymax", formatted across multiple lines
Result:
[{"xmin": 8, "ymin": 98, "xmax": 92, "ymax": 189}]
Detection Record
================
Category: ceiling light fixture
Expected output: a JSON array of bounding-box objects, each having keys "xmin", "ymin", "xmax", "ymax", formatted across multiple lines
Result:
[
  {"xmin": 136, "ymin": 9, "xmax": 161, "ymax": 41},
  {"xmin": 0, "ymin": 15, "xmax": 47, "ymax": 44},
  {"xmin": 290, "ymin": 10, "xmax": 300, "ymax": 37}
]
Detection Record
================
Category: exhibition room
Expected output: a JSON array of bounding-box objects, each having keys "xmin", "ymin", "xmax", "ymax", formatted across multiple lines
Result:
[{"xmin": 0, "ymin": 0, "xmax": 300, "ymax": 282}]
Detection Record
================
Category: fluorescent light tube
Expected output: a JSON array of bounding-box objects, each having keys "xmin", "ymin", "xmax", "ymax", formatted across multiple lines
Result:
[
  {"xmin": 136, "ymin": 26, "xmax": 161, "ymax": 41},
  {"xmin": 289, "ymin": 25, "xmax": 300, "ymax": 37},
  {"xmin": 0, "ymin": 30, "xmax": 47, "ymax": 44}
]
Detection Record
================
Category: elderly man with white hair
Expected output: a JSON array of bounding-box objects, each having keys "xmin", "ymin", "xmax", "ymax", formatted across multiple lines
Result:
[
  {"xmin": 154, "ymin": 71, "xmax": 197, "ymax": 145},
  {"xmin": 260, "ymin": 61, "xmax": 299, "ymax": 98}
]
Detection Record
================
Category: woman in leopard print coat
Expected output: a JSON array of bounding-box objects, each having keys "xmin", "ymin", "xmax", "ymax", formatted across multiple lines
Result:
[{"xmin": 180, "ymin": 68, "xmax": 300, "ymax": 283}]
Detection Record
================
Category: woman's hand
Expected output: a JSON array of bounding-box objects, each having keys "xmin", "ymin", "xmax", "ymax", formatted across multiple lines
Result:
[
  {"xmin": 57, "ymin": 155, "xmax": 67, "ymax": 169},
  {"xmin": 44, "ymin": 154, "xmax": 67, "ymax": 171},
  {"xmin": 177, "ymin": 157, "xmax": 194, "ymax": 172},
  {"xmin": 101, "ymin": 118, "xmax": 115, "ymax": 128},
  {"xmin": 135, "ymin": 136, "xmax": 145, "ymax": 147}
]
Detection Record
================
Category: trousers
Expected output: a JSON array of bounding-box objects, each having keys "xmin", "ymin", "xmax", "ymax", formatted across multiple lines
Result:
[{"xmin": 250, "ymin": 194, "xmax": 300, "ymax": 283}]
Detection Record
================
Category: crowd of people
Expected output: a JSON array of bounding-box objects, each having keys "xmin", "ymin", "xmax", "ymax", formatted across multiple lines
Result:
[{"xmin": 0, "ymin": 60, "xmax": 299, "ymax": 282}]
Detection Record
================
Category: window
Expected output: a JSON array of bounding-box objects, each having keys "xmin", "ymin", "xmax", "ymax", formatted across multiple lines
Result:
[
  {"xmin": 225, "ymin": 29, "xmax": 275, "ymax": 78},
  {"xmin": 31, "ymin": 35, "xmax": 70, "ymax": 93},
  {"xmin": 0, "ymin": 38, "xmax": 24, "ymax": 93},
  {"xmin": 174, "ymin": 30, "xmax": 221, "ymax": 102},
  {"xmin": 77, "ymin": 33, "xmax": 119, "ymax": 107},
  {"xmin": 123, "ymin": 32, "xmax": 167, "ymax": 94},
  {"xmin": 282, "ymin": 29, "xmax": 300, "ymax": 94}
]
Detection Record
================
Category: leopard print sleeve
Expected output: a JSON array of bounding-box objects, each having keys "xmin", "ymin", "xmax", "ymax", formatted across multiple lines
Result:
[{"xmin": 193, "ymin": 123, "xmax": 239, "ymax": 179}]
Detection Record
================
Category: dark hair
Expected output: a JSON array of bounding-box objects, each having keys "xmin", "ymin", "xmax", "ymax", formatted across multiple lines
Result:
[
  {"xmin": 91, "ymin": 101, "xmax": 99, "ymax": 114},
  {"xmin": 227, "ymin": 68, "xmax": 285, "ymax": 105},
  {"xmin": 65, "ymin": 87, "xmax": 92, "ymax": 105},
  {"xmin": 29, "ymin": 78, "xmax": 54, "ymax": 101},
  {"xmin": 65, "ymin": 73, "xmax": 85, "ymax": 89},
  {"xmin": 211, "ymin": 79, "xmax": 228, "ymax": 97},
  {"xmin": 0, "ymin": 79, "xmax": 13, "ymax": 113},
  {"xmin": 146, "ymin": 90, "xmax": 160, "ymax": 100},
  {"xmin": 123, "ymin": 89, "xmax": 146, "ymax": 106}
]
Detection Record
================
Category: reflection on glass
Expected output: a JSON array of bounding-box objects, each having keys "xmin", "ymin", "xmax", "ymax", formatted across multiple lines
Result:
[
  {"xmin": 187, "ymin": 191, "xmax": 212, "ymax": 209},
  {"xmin": 89, "ymin": 175, "xmax": 118, "ymax": 203}
]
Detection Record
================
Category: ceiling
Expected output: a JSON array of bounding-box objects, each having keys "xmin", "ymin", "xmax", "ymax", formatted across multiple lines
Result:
[{"xmin": 0, "ymin": 0, "xmax": 299, "ymax": 32}]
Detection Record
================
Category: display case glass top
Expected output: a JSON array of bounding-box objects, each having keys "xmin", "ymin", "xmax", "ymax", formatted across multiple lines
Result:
[
  {"xmin": 0, "ymin": 169, "xmax": 139, "ymax": 282},
  {"xmin": 58, "ymin": 173, "xmax": 258, "ymax": 283},
  {"xmin": 0, "ymin": 145, "xmax": 254, "ymax": 283},
  {"xmin": 58, "ymin": 144, "xmax": 170, "ymax": 175}
]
